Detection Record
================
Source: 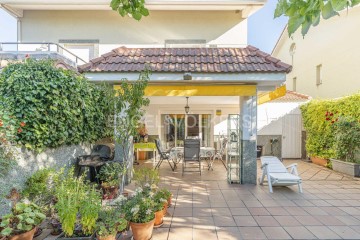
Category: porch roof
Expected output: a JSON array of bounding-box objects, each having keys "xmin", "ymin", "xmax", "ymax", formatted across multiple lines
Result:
[{"xmin": 78, "ymin": 46, "xmax": 292, "ymax": 74}]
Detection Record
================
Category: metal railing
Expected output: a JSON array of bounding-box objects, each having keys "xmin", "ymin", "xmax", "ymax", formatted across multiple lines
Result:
[{"xmin": 0, "ymin": 42, "xmax": 87, "ymax": 65}]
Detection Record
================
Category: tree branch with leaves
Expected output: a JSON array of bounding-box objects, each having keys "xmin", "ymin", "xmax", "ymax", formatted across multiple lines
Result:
[
  {"xmin": 111, "ymin": 0, "xmax": 149, "ymax": 20},
  {"xmin": 275, "ymin": 0, "xmax": 360, "ymax": 37}
]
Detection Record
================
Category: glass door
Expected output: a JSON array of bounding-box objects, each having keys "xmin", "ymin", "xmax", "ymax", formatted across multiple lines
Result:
[
  {"xmin": 161, "ymin": 114, "xmax": 212, "ymax": 147},
  {"xmin": 161, "ymin": 114, "xmax": 185, "ymax": 148}
]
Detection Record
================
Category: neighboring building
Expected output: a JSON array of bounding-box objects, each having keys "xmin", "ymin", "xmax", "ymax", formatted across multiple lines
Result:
[
  {"xmin": 0, "ymin": 1, "xmax": 292, "ymax": 184},
  {"xmin": 257, "ymin": 91, "xmax": 311, "ymax": 159},
  {"xmin": 272, "ymin": 6, "xmax": 360, "ymax": 99}
]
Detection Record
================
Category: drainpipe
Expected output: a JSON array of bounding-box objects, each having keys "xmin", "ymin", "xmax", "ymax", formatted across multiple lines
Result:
[{"xmin": 17, "ymin": 18, "xmax": 21, "ymax": 50}]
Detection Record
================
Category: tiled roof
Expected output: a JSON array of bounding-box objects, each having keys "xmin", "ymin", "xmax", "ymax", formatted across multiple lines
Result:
[
  {"xmin": 272, "ymin": 90, "xmax": 311, "ymax": 102},
  {"xmin": 78, "ymin": 46, "xmax": 292, "ymax": 74}
]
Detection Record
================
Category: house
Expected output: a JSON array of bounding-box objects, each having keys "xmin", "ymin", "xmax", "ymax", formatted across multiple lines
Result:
[
  {"xmin": 0, "ymin": 0, "xmax": 292, "ymax": 184},
  {"xmin": 257, "ymin": 90, "xmax": 311, "ymax": 159},
  {"xmin": 272, "ymin": 6, "xmax": 360, "ymax": 99}
]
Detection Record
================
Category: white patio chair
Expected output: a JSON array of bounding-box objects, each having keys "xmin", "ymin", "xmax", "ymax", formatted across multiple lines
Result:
[{"xmin": 259, "ymin": 156, "xmax": 303, "ymax": 193}]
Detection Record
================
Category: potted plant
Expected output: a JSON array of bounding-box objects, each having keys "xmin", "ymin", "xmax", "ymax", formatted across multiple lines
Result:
[
  {"xmin": 330, "ymin": 117, "xmax": 360, "ymax": 177},
  {"xmin": 133, "ymin": 167, "xmax": 160, "ymax": 189},
  {"xmin": 159, "ymin": 188, "xmax": 172, "ymax": 208},
  {"xmin": 123, "ymin": 187, "xmax": 155, "ymax": 240},
  {"xmin": 152, "ymin": 191, "xmax": 168, "ymax": 228},
  {"xmin": 98, "ymin": 162, "xmax": 126, "ymax": 200},
  {"xmin": 95, "ymin": 208, "xmax": 127, "ymax": 240},
  {"xmin": 55, "ymin": 169, "xmax": 101, "ymax": 239},
  {"xmin": 0, "ymin": 202, "xmax": 46, "ymax": 240}
]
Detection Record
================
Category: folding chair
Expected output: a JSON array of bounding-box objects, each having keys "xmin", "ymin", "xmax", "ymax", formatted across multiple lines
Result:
[
  {"xmin": 154, "ymin": 139, "xmax": 175, "ymax": 171},
  {"xmin": 182, "ymin": 139, "xmax": 201, "ymax": 176},
  {"xmin": 259, "ymin": 156, "xmax": 303, "ymax": 193}
]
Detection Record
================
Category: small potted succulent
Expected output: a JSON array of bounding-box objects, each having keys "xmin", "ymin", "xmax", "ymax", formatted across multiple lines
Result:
[
  {"xmin": 0, "ymin": 202, "xmax": 46, "ymax": 240},
  {"xmin": 98, "ymin": 162, "xmax": 126, "ymax": 200},
  {"xmin": 96, "ymin": 208, "xmax": 127, "ymax": 240}
]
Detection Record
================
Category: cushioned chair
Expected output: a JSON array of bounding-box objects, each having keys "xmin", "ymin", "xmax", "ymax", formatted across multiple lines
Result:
[{"xmin": 182, "ymin": 139, "xmax": 201, "ymax": 176}]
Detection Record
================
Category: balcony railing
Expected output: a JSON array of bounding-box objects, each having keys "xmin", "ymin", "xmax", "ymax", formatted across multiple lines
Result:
[{"xmin": 0, "ymin": 42, "xmax": 87, "ymax": 65}]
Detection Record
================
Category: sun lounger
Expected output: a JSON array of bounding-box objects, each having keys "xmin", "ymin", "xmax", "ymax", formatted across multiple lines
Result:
[{"xmin": 259, "ymin": 156, "xmax": 303, "ymax": 193}]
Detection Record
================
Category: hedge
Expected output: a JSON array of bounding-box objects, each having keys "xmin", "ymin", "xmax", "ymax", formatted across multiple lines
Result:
[
  {"xmin": 0, "ymin": 59, "xmax": 114, "ymax": 151},
  {"xmin": 301, "ymin": 93, "xmax": 360, "ymax": 159}
]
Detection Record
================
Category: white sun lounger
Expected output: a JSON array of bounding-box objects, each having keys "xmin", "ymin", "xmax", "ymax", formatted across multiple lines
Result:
[{"xmin": 259, "ymin": 156, "xmax": 303, "ymax": 193}]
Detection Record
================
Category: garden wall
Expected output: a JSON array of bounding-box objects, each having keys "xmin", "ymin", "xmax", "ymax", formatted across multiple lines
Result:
[{"xmin": 0, "ymin": 144, "xmax": 92, "ymax": 215}]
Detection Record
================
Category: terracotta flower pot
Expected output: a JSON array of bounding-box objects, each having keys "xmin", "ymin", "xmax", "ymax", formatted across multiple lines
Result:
[
  {"xmin": 163, "ymin": 202, "xmax": 168, "ymax": 215},
  {"xmin": 97, "ymin": 234, "xmax": 116, "ymax": 240},
  {"xmin": 129, "ymin": 218, "xmax": 155, "ymax": 240},
  {"xmin": 9, "ymin": 227, "xmax": 37, "ymax": 240},
  {"xmin": 154, "ymin": 210, "xmax": 164, "ymax": 227},
  {"xmin": 310, "ymin": 156, "xmax": 328, "ymax": 167},
  {"xmin": 167, "ymin": 194, "xmax": 172, "ymax": 207}
]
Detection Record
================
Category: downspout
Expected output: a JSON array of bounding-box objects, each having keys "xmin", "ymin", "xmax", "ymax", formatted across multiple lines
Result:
[{"xmin": 17, "ymin": 18, "xmax": 21, "ymax": 43}]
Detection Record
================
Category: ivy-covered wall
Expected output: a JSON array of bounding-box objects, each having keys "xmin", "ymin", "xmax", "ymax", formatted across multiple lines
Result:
[
  {"xmin": 0, "ymin": 59, "xmax": 114, "ymax": 152},
  {"xmin": 301, "ymin": 93, "xmax": 360, "ymax": 159},
  {"xmin": 0, "ymin": 59, "xmax": 115, "ymax": 213}
]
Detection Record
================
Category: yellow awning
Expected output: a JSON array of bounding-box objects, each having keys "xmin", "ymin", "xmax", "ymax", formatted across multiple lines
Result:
[
  {"xmin": 257, "ymin": 85, "xmax": 286, "ymax": 105},
  {"xmin": 114, "ymin": 85, "xmax": 256, "ymax": 97}
]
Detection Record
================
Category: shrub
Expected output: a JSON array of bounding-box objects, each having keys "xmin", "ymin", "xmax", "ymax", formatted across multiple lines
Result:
[
  {"xmin": 333, "ymin": 117, "xmax": 360, "ymax": 163},
  {"xmin": 301, "ymin": 93, "xmax": 360, "ymax": 159},
  {"xmin": 0, "ymin": 59, "xmax": 114, "ymax": 151}
]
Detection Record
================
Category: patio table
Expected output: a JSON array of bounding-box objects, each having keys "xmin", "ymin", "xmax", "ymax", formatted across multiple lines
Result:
[
  {"xmin": 170, "ymin": 146, "xmax": 216, "ymax": 170},
  {"xmin": 134, "ymin": 142, "xmax": 157, "ymax": 166}
]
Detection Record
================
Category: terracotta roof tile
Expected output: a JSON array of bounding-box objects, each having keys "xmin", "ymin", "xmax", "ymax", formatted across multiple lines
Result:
[{"xmin": 78, "ymin": 46, "xmax": 292, "ymax": 73}]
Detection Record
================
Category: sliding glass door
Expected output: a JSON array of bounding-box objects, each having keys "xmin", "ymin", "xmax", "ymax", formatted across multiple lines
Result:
[{"xmin": 161, "ymin": 114, "xmax": 211, "ymax": 148}]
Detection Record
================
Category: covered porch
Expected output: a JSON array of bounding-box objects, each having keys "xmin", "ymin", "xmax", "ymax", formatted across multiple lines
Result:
[{"xmin": 79, "ymin": 46, "xmax": 292, "ymax": 184}]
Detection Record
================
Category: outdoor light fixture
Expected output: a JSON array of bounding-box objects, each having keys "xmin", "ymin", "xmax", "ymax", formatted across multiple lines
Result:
[{"xmin": 184, "ymin": 97, "xmax": 190, "ymax": 114}]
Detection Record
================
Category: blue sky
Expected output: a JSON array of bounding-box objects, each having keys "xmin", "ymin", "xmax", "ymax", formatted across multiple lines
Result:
[
  {"xmin": 248, "ymin": 0, "xmax": 288, "ymax": 53},
  {"xmin": 0, "ymin": 0, "xmax": 287, "ymax": 54}
]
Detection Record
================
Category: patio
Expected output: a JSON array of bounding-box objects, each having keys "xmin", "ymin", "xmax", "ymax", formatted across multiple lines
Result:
[{"xmin": 135, "ymin": 159, "xmax": 360, "ymax": 240}]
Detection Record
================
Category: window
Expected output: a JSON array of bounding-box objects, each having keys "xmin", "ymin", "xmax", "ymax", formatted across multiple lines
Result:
[
  {"xmin": 59, "ymin": 39, "xmax": 99, "ymax": 63},
  {"xmin": 293, "ymin": 77, "xmax": 297, "ymax": 91},
  {"xmin": 316, "ymin": 64, "xmax": 322, "ymax": 85}
]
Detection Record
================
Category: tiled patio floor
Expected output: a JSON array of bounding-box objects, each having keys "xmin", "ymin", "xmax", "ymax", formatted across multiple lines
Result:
[{"xmin": 141, "ymin": 159, "xmax": 360, "ymax": 240}]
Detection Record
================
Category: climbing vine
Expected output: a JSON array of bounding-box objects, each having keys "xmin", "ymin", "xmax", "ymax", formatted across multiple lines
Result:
[{"xmin": 0, "ymin": 59, "xmax": 114, "ymax": 152}]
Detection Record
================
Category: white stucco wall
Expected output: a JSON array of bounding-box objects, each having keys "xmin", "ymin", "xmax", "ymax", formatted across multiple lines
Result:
[
  {"xmin": 272, "ymin": 6, "xmax": 360, "ymax": 99},
  {"xmin": 20, "ymin": 10, "xmax": 247, "ymax": 52}
]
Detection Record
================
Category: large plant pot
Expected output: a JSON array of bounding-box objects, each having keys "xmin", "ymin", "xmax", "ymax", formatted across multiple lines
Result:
[
  {"xmin": 163, "ymin": 202, "xmax": 168, "ymax": 215},
  {"xmin": 154, "ymin": 210, "xmax": 164, "ymax": 227},
  {"xmin": 129, "ymin": 218, "xmax": 155, "ymax": 240},
  {"xmin": 310, "ymin": 156, "xmax": 328, "ymax": 167},
  {"xmin": 331, "ymin": 159, "xmax": 360, "ymax": 177},
  {"xmin": 9, "ymin": 227, "xmax": 37, "ymax": 240},
  {"xmin": 101, "ymin": 185, "xmax": 119, "ymax": 200}
]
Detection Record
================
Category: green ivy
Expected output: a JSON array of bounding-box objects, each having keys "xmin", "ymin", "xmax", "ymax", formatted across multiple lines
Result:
[
  {"xmin": 301, "ymin": 93, "xmax": 360, "ymax": 159},
  {"xmin": 0, "ymin": 59, "xmax": 114, "ymax": 152}
]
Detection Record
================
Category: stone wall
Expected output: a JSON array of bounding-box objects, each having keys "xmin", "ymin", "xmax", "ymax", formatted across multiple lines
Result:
[{"xmin": 0, "ymin": 144, "xmax": 92, "ymax": 215}]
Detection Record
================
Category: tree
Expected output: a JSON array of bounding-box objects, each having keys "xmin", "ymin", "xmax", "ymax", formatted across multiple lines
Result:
[
  {"xmin": 275, "ymin": 0, "xmax": 360, "ymax": 37},
  {"xmin": 110, "ymin": 0, "xmax": 149, "ymax": 20},
  {"xmin": 113, "ymin": 69, "xmax": 150, "ymax": 190}
]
